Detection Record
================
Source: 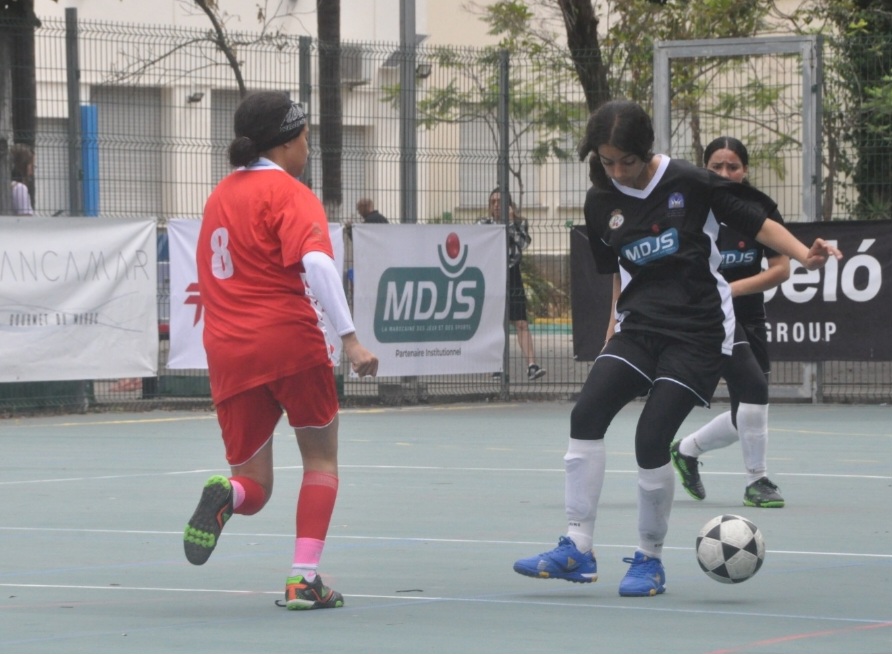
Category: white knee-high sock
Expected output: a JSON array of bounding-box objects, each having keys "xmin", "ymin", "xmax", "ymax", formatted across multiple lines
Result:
[
  {"xmin": 736, "ymin": 402, "xmax": 769, "ymax": 484},
  {"xmin": 679, "ymin": 410, "xmax": 737, "ymax": 457},
  {"xmin": 637, "ymin": 464, "xmax": 675, "ymax": 559},
  {"xmin": 564, "ymin": 438, "xmax": 606, "ymax": 553}
]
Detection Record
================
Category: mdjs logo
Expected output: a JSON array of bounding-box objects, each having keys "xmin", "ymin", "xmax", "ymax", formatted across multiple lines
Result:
[
  {"xmin": 620, "ymin": 228, "xmax": 680, "ymax": 264},
  {"xmin": 373, "ymin": 232, "xmax": 486, "ymax": 343}
]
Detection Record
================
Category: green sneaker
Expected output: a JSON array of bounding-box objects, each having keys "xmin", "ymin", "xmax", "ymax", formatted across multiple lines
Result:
[
  {"xmin": 278, "ymin": 575, "xmax": 344, "ymax": 610},
  {"xmin": 744, "ymin": 477, "xmax": 785, "ymax": 508},
  {"xmin": 183, "ymin": 475, "xmax": 233, "ymax": 565},
  {"xmin": 670, "ymin": 441, "xmax": 706, "ymax": 500}
]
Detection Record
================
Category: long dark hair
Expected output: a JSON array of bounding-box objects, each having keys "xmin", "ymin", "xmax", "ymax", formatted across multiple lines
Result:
[
  {"xmin": 704, "ymin": 135, "xmax": 749, "ymax": 167},
  {"xmin": 577, "ymin": 100, "xmax": 654, "ymax": 190}
]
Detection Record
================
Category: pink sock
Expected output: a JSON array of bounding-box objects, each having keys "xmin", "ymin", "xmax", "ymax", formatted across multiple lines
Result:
[{"xmin": 292, "ymin": 471, "xmax": 339, "ymax": 578}]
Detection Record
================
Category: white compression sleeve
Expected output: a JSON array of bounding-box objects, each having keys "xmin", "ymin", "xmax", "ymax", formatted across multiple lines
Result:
[
  {"xmin": 736, "ymin": 403, "xmax": 769, "ymax": 483},
  {"xmin": 681, "ymin": 410, "xmax": 738, "ymax": 457},
  {"xmin": 637, "ymin": 463, "xmax": 674, "ymax": 560},
  {"xmin": 301, "ymin": 250, "xmax": 355, "ymax": 337},
  {"xmin": 564, "ymin": 438, "xmax": 606, "ymax": 553}
]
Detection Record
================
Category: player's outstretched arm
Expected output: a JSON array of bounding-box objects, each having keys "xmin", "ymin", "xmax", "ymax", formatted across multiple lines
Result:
[{"xmin": 755, "ymin": 219, "xmax": 843, "ymax": 271}]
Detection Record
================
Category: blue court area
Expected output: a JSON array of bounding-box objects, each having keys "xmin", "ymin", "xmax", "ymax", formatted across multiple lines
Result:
[{"xmin": 1, "ymin": 401, "xmax": 890, "ymax": 654}]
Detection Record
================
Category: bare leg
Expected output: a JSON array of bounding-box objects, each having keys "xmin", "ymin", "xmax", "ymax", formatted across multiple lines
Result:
[
  {"xmin": 514, "ymin": 319, "xmax": 536, "ymax": 366},
  {"xmin": 295, "ymin": 414, "xmax": 339, "ymax": 475},
  {"xmin": 230, "ymin": 437, "xmax": 275, "ymax": 498}
]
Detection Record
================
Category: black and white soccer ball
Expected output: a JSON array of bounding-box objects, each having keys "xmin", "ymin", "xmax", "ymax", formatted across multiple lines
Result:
[{"xmin": 696, "ymin": 514, "xmax": 765, "ymax": 584}]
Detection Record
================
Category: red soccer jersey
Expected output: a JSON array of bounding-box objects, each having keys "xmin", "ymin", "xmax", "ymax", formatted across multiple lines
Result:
[{"xmin": 197, "ymin": 163, "xmax": 334, "ymax": 403}]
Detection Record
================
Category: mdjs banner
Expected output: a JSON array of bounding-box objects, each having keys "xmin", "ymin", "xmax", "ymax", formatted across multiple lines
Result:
[
  {"xmin": 353, "ymin": 224, "xmax": 506, "ymax": 376},
  {"xmin": 570, "ymin": 220, "xmax": 891, "ymax": 361}
]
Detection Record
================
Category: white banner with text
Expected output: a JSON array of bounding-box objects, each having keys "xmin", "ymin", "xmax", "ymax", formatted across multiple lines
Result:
[
  {"xmin": 353, "ymin": 224, "xmax": 506, "ymax": 376},
  {"xmin": 0, "ymin": 216, "xmax": 158, "ymax": 382},
  {"xmin": 166, "ymin": 219, "xmax": 345, "ymax": 369}
]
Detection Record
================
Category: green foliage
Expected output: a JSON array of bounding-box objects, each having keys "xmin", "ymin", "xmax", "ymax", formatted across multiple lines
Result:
[
  {"xmin": 786, "ymin": 1, "xmax": 892, "ymax": 220},
  {"xmin": 383, "ymin": 1, "xmax": 588, "ymax": 206},
  {"xmin": 598, "ymin": 0, "xmax": 772, "ymax": 103},
  {"xmin": 521, "ymin": 255, "xmax": 569, "ymax": 319}
]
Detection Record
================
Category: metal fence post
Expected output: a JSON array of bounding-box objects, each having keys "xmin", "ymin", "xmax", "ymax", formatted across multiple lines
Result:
[
  {"xmin": 65, "ymin": 7, "xmax": 82, "ymax": 217},
  {"xmin": 498, "ymin": 49, "xmax": 510, "ymax": 399},
  {"xmin": 399, "ymin": 0, "xmax": 418, "ymax": 224}
]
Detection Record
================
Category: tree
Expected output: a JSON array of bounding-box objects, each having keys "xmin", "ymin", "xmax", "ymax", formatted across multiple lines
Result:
[
  {"xmin": 554, "ymin": 0, "xmax": 609, "ymax": 112},
  {"xmin": 786, "ymin": 0, "xmax": 892, "ymax": 220},
  {"xmin": 554, "ymin": 0, "xmax": 892, "ymax": 221},
  {"xmin": 193, "ymin": 0, "xmax": 345, "ymax": 218},
  {"xmin": 193, "ymin": 0, "xmax": 248, "ymax": 97},
  {"xmin": 316, "ymin": 0, "xmax": 343, "ymax": 217},
  {"xmin": 101, "ymin": 1, "xmax": 346, "ymax": 217},
  {"xmin": 393, "ymin": 1, "xmax": 589, "ymax": 207},
  {"xmin": 555, "ymin": 0, "xmax": 773, "ymax": 165}
]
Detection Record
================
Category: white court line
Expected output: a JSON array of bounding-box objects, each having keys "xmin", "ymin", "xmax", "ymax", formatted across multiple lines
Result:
[
  {"xmin": 1, "ymin": 526, "xmax": 889, "ymax": 559},
  {"xmin": 0, "ymin": 403, "xmax": 506, "ymax": 430},
  {"xmin": 1, "ymin": 465, "xmax": 889, "ymax": 486},
  {"xmin": 0, "ymin": 582, "xmax": 888, "ymax": 626}
]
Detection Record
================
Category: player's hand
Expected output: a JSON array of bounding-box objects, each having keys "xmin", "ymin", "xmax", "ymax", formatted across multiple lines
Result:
[
  {"xmin": 342, "ymin": 333, "xmax": 378, "ymax": 378},
  {"xmin": 803, "ymin": 238, "xmax": 843, "ymax": 270}
]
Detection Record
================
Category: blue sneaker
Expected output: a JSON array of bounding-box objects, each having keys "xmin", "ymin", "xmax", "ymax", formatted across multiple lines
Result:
[
  {"xmin": 513, "ymin": 536, "xmax": 597, "ymax": 583},
  {"xmin": 618, "ymin": 551, "xmax": 666, "ymax": 597}
]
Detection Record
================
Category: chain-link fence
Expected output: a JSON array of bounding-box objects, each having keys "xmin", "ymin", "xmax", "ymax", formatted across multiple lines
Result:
[{"xmin": 1, "ymin": 15, "xmax": 890, "ymax": 414}]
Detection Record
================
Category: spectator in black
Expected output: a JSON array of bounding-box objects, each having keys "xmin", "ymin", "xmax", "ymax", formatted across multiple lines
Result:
[
  {"xmin": 356, "ymin": 197, "xmax": 388, "ymax": 224},
  {"xmin": 478, "ymin": 188, "xmax": 546, "ymax": 381}
]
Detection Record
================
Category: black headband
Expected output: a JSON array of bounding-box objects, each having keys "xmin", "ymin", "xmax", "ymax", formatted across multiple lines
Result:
[{"xmin": 256, "ymin": 102, "xmax": 307, "ymax": 151}]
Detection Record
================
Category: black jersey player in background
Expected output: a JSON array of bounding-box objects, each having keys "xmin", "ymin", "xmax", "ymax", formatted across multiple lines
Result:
[
  {"xmin": 671, "ymin": 137, "xmax": 789, "ymax": 508},
  {"xmin": 513, "ymin": 101, "xmax": 841, "ymax": 597}
]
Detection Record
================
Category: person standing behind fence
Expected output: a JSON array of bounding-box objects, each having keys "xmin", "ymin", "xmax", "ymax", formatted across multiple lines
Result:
[
  {"xmin": 184, "ymin": 91, "xmax": 378, "ymax": 610},
  {"xmin": 355, "ymin": 197, "xmax": 388, "ymax": 224},
  {"xmin": 670, "ymin": 136, "xmax": 790, "ymax": 508},
  {"xmin": 478, "ymin": 188, "xmax": 546, "ymax": 381},
  {"xmin": 10, "ymin": 143, "xmax": 34, "ymax": 216},
  {"xmin": 512, "ymin": 100, "xmax": 840, "ymax": 597}
]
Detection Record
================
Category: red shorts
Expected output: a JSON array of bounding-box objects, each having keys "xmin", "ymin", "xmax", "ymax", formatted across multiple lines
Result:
[{"xmin": 215, "ymin": 363, "xmax": 339, "ymax": 466}]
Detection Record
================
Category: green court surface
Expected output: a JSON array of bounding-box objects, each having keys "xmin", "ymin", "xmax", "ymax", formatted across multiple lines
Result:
[{"xmin": 1, "ymin": 401, "xmax": 890, "ymax": 654}]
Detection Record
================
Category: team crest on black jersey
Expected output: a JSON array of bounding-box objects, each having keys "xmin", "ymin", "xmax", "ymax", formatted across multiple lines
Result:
[
  {"xmin": 668, "ymin": 193, "xmax": 684, "ymax": 209},
  {"xmin": 609, "ymin": 209, "xmax": 624, "ymax": 229}
]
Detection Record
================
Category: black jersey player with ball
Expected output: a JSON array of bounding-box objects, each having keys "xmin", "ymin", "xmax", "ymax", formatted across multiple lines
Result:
[{"xmin": 512, "ymin": 101, "xmax": 842, "ymax": 597}]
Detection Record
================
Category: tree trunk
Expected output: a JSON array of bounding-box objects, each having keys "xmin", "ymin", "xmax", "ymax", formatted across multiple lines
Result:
[
  {"xmin": 555, "ymin": 0, "xmax": 611, "ymax": 113},
  {"xmin": 317, "ymin": 0, "xmax": 343, "ymax": 218}
]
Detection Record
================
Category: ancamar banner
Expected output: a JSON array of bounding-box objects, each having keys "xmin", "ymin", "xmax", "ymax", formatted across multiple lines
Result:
[{"xmin": 0, "ymin": 216, "xmax": 158, "ymax": 381}]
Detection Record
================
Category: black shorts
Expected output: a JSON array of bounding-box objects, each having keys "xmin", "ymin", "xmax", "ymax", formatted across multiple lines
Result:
[
  {"xmin": 507, "ymin": 263, "xmax": 527, "ymax": 322},
  {"xmin": 600, "ymin": 330, "xmax": 728, "ymax": 407}
]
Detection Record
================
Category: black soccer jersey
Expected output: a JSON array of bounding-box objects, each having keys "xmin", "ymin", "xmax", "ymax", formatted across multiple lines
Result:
[
  {"xmin": 717, "ymin": 207, "xmax": 784, "ymax": 324},
  {"xmin": 584, "ymin": 157, "xmax": 769, "ymax": 354}
]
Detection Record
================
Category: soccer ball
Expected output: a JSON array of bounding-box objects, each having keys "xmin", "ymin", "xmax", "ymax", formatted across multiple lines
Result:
[{"xmin": 695, "ymin": 514, "xmax": 765, "ymax": 584}]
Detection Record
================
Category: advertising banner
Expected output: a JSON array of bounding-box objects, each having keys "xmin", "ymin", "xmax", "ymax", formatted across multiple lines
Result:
[
  {"xmin": 0, "ymin": 216, "xmax": 158, "ymax": 381},
  {"xmin": 570, "ymin": 220, "xmax": 891, "ymax": 361},
  {"xmin": 352, "ymin": 224, "xmax": 506, "ymax": 376},
  {"xmin": 764, "ymin": 220, "xmax": 890, "ymax": 361},
  {"xmin": 167, "ymin": 219, "xmax": 345, "ymax": 369}
]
